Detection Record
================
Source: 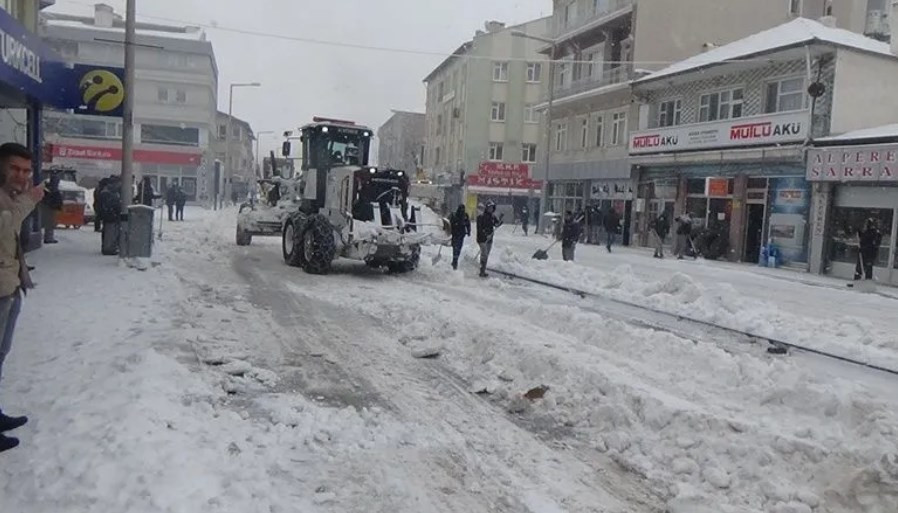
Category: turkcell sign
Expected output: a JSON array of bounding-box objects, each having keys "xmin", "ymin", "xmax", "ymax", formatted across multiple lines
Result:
[
  {"xmin": 629, "ymin": 111, "xmax": 809, "ymax": 155},
  {"xmin": 0, "ymin": 27, "xmax": 42, "ymax": 84}
]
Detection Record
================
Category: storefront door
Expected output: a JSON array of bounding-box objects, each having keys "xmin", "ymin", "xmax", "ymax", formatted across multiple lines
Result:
[{"xmin": 744, "ymin": 204, "xmax": 766, "ymax": 263}]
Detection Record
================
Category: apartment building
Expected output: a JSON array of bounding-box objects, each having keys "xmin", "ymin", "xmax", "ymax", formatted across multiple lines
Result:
[
  {"xmin": 40, "ymin": 3, "xmax": 218, "ymax": 203},
  {"xmin": 629, "ymin": 17, "xmax": 898, "ymax": 273},
  {"xmin": 541, "ymin": 0, "xmax": 869, "ymax": 240},
  {"xmin": 423, "ymin": 18, "xmax": 550, "ymax": 218},
  {"xmin": 212, "ymin": 111, "xmax": 255, "ymax": 200},
  {"xmin": 377, "ymin": 110, "xmax": 425, "ymax": 178}
]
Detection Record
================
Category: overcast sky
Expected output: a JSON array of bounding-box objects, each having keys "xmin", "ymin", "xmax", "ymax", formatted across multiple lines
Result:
[{"xmin": 51, "ymin": 0, "xmax": 552, "ymax": 155}]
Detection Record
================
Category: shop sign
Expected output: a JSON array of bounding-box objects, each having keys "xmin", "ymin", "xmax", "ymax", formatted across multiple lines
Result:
[
  {"xmin": 467, "ymin": 174, "xmax": 542, "ymax": 189},
  {"xmin": 51, "ymin": 144, "xmax": 202, "ymax": 166},
  {"xmin": 590, "ymin": 180, "xmax": 632, "ymax": 200},
  {"xmin": 706, "ymin": 178, "xmax": 729, "ymax": 197},
  {"xmin": 806, "ymin": 143, "xmax": 898, "ymax": 182},
  {"xmin": 629, "ymin": 111, "xmax": 809, "ymax": 155},
  {"xmin": 477, "ymin": 162, "xmax": 529, "ymax": 179}
]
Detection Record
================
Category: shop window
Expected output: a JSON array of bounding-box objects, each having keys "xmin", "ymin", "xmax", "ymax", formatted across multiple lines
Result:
[
  {"xmin": 686, "ymin": 179, "xmax": 706, "ymax": 195},
  {"xmin": 747, "ymin": 177, "xmax": 768, "ymax": 189},
  {"xmin": 141, "ymin": 124, "xmax": 200, "ymax": 146},
  {"xmin": 686, "ymin": 197, "xmax": 709, "ymax": 229},
  {"xmin": 829, "ymin": 207, "xmax": 892, "ymax": 267}
]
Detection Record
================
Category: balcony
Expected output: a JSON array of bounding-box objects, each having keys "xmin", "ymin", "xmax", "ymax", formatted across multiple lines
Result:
[
  {"xmin": 552, "ymin": 65, "xmax": 633, "ymax": 103},
  {"xmin": 553, "ymin": 0, "xmax": 634, "ymax": 41}
]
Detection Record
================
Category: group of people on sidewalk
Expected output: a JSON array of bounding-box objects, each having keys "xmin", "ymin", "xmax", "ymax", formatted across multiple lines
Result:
[
  {"xmin": 558, "ymin": 207, "xmax": 621, "ymax": 262},
  {"xmin": 0, "ymin": 143, "xmax": 46, "ymax": 453}
]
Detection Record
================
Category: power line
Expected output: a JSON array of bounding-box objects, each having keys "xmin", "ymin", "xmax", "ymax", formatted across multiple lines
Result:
[{"xmin": 52, "ymin": 0, "xmax": 777, "ymax": 68}]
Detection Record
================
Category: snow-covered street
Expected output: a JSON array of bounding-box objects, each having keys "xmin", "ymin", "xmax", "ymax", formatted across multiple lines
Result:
[{"xmin": 2, "ymin": 207, "xmax": 898, "ymax": 513}]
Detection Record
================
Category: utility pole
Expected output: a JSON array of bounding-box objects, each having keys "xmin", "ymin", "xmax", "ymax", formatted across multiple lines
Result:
[
  {"xmin": 225, "ymin": 82, "xmax": 261, "ymax": 208},
  {"xmin": 120, "ymin": 0, "xmax": 136, "ymax": 212}
]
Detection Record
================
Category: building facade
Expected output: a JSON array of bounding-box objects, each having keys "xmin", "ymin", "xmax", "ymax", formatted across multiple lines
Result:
[
  {"xmin": 212, "ymin": 111, "xmax": 255, "ymax": 200},
  {"xmin": 377, "ymin": 110, "xmax": 424, "ymax": 177},
  {"xmin": 629, "ymin": 18, "xmax": 898, "ymax": 270},
  {"xmin": 540, "ymin": 0, "xmax": 870, "ymax": 240},
  {"xmin": 40, "ymin": 3, "xmax": 218, "ymax": 203},
  {"xmin": 423, "ymin": 18, "xmax": 550, "ymax": 220}
]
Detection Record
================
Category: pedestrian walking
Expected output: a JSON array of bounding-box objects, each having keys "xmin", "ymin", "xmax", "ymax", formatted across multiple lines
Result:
[
  {"xmin": 0, "ymin": 143, "xmax": 45, "ymax": 453},
  {"xmin": 602, "ymin": 206, "xmax": 620, "ymax": 253},
  {"xmin": 39, "ymin": 172, "xmax": 63, "ymax": 244},
  {"xmin": 449, "ymin": 205, "xmax": 471, "ymax": 270},
  {"xmin": 651, "ymin": 212, "xmax": 671, "ymax": 259},
  {"xmin": 855, "ymin": 218, "xmax": 883, "ymax": 281},
  {"xmin": 674, "ymin": 213, "xmax": 693, "ymax": 260},
  {"xmin": 165, "ymin": 184, "xmax": 177, "ymax": 221},
  {"xmin": 520, "ymin": 206, "xmax": 529, "ymax": 236},
  {"xmin": 476, "ymin": 201, "xmax": 503, "ymax": 277},
  {"xmin": 561, "ymin": 211, "xmax": 583, "ymax": 261},
  {"xmin": 175, "ymin": 186, "xmax": 187, "ymax": 221},
  {"xmin": 135, "ymin": 177, "xmax": 159, "ymax": 207}
]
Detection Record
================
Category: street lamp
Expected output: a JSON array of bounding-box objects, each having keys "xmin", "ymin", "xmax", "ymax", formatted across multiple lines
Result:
[
  {"xmin": 512, "ymin": 30, "xmax": 556, "ymax": 233},
  {"xmin": 225, "ymin": 82, "xmax": 261, "ymax": 207},
  {"xmin": 255, "ymin": 130, "xmax": 275, "ymax": 179}
]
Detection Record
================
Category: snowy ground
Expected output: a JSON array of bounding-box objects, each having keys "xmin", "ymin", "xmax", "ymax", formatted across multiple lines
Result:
[{"xmin": 1, "ymin": 207, "xmax": 896, "ymax": 513}]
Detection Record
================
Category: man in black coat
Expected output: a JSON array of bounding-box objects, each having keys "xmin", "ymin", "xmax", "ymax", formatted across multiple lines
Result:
[
  {"xmin": 602, "ymin": 206, "xmax": 620, "ymax": 253},
  {"xmin": 561, "ymin": 211, "xmax": 583, "ymax": 262},
  {"xmin": 165, "ymin": 184, "xmax": 177, "ymax": 221},
  {"xmin": 175, "ymin": 186, "xmax": 187, "ymax": 221},
  {"xmin": 40, "ymin": 173, "xmax": 63, "ymax": 244},
  {"xmin": 94, "ymin": 178, "xmax": 109, "ymax": 232},
  {"xmin": 449, "ymin": 205, "xmax": 471, "ymax": 270},
  {"xmin": 520, "ymin": 206, "xmax": 530, "ymax": 236},
  {"xmin": 476, "ymin": 202, "xmax": 503, "ymax": 277},
  {"xmin": 651, "ymin": 212, "xmax": 671, "ymax": 259},
  {"xmin": 855, "ymin": 218, "xmax": 883, "ymax": 281}
]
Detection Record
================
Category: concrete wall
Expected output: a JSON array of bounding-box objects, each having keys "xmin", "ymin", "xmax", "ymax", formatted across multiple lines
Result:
[
  {"xmin": 830, "ymin": 50, "xmax": 898, "ymax": 135},
  {"xmin": 632, "ymin": 0, "xmax": 867, "ymax": 71}
]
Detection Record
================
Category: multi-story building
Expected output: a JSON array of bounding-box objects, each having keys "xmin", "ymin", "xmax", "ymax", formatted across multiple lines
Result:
[
  {"xmin": 377, "ymin": 110, "xmax": 425, "ymax": 177},
  {"xmin": 423, "ymin": 18, "xmax": 550, "ymax": 218},
  {"xmin": 40, "ymin": 3, "xmax": 218, "ymax": 203},
  {"xmin": 629, "ymin": 17, "xmax": 898, "ymax": 272},
  {"xmin": 212, "ymin": 111, "xmax": 255, "ymax": 200},
  {"xmin": 540, "ymin": 0, "xmax": 869, "ymax": 240}
]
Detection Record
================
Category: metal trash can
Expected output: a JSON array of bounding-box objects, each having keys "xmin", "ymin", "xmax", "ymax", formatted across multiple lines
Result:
[{"xmin": 124, "ymin": 205, "xmax": 154, "ymax": 258}]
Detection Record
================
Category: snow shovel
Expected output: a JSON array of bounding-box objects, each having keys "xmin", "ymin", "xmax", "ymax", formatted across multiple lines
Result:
[
  {"xmin": 432, "ymin": 243, "xmax": 445, "ymax": 266},
  {"xmin": 532, "ymin": 239, "xmax": 560, "ymax": 260}
]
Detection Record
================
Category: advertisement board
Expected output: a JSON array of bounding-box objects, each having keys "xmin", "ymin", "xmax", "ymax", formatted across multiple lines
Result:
[
  {"xmin": 630, "ymin": 111, "xmax": 809, "ymax": 155},
  {"xmin": 806, "ymin": 143, "xmax": 898, "ymax": 182}
]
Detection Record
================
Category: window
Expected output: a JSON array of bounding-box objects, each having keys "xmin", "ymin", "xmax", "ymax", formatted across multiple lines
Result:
[
  {"xmin": 594, "ymin": 113, "xmax": 604, "ymax": 147},
  {"xmin": 488, "ymin": 142, "xmax": 504, "ymax": 161},
  {"xmin": 524, "ymin": 104, "xmax": 540, "ymax": 124},
  {"xmin": 789, "ymin": 0, "xmax": 801, "ymax": 16},
  {"xmin": 157, "ymin": 87, "xmax": 169, "ymax": 102},
  {"xmin": 526, "ymin": 62, "xmax": 542, "ymax": 83},
  {"xmin": 580, "ymin": 118, "xmax": 590, "ymax": 148},
  {"xmin": 766, "ymin": 77, "xmax": 806, "ymax": 113},
  {"xmin": 563, "ymin": 1, "xmax": 577, "ymax": 28},
  {"xmin": 700, "ymin": 88, "xmax": 745, "ymax": 122},
  {"xmin": 141, "ymin": 124, "xmax": 200, "ymax": 146},
  {"xmin": 435, "ymin": 147, "xmax": 441, "ymax": 165},
  {"xmin": 554, "ymin": 122, "xmax": 568, "ymax": 152},
  {"xmin": 490, "ymin": 102, "xmax": 506, "ymax": 122},
  {"xmin": 45, "ymin": 116, "xmax": 121, "ymax": 140},
  {"xmin": 175, "ymin": 89, "xmax": 187, "ymax": 104},
  {"xmin": 218, "ymin": 125, "xmax": 227, "ymax": 140},
  {"xmin": 830, "ymin": 207, "xmax": 892, "ymax": 267},
  {"xmin": 522, "ymin": 143, "xmax": 537, "ymax": 163},
  {"xmin": 611, "ymin": 112, "xmax": 627, "ymax": 146},
  {"xmin": 658, "ymin": 99, "xmax": 682, "ymax": 127},
  {"xmin": 583, "ymin": 48, "xmax": 602, "ymax": 81},
  {"xmin": 557, "ymin": 61, "xmax": 572, "ymax": 88},
  {"xmin": 492, "ymin": 61, "xmax": 509, "ymax": 82}
]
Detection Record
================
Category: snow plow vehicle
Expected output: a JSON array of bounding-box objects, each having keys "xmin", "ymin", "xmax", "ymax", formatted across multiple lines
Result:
[
  {"xmin": 235, "ymin": 172, "xmax": 299, "ymax": 246},
  {"xmin": 279, "ymin": 117, "xmax": 441, "ymax": 274}
]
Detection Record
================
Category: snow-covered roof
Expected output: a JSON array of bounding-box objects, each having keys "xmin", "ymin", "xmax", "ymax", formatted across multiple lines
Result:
[
  {"xmin": 638, "ymin": 18, "xmax": 894, "ymax": 84},
  {"xmin": 45, "ymin": 19, "xmax": 206, "ymax": 41},
  {"xmin": 816, "ymin": 123, "xmax": 898, "ymax": 143}
]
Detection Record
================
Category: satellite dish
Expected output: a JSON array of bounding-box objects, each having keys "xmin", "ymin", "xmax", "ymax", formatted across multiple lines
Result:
[{"xmin": 808, "ymin": 82, "xmax": 826, "ymax": 98}]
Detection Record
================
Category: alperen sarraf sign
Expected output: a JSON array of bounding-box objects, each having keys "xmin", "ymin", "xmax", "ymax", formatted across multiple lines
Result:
[
  {"xmin": 629, "ymin": 111, "xmax": 809, "ymax": 155},
  {"xmin": 807, "ymin": 143, "xmax": 898, "ymax": 182}
]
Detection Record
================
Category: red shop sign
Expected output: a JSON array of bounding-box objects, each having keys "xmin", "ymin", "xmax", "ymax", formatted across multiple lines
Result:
[
  {"xmin": 51, "ymin": 144, "xmax": 202, "ymax": 166},
  {"xmin": 477, "ymin": 162, "xmax": 530, "ymax": 179}
]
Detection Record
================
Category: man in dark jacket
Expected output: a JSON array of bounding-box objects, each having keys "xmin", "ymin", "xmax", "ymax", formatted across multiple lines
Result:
[
  {"xmin": 175, "ymin": 186, "xmax": 187, "ymax": 221},
  {"xmin": 449, "ymin": 205, "xmax": 471, "ymax": 270},
  {"xmin": 94, "ymin": 178, "xmax": 109, "ymax": 232},
  {"xmin": 602, "ymin": 206, "xmax": 620, "ymax": 253},
  {"xmin": 561, "ymin": 211, "xmax": 583, "ymax": 262},
  {"xmin": 520, "ymin": 206, "xmax": 530, "ymax": 236},
  {"xmin": 165, "ymin": 184, "xmax": 177, "ymax": 221},
  {"xmin": 651, "ymin": 212, "xmax": 671, "ymax": 259},
  {"xmin": 855, "ymin": 218, "xmax": 882, "ymax": 281},
  {"xmin": 136, "ymin": 177, "xmax": 159, "ymax": 207},
  {"xmin": 40, "ymin": 173, "xmax": 63, "ymax": 244},
  {"xmin": 476, "ymin": 202, "xmax": 503, "ymax": 277}
]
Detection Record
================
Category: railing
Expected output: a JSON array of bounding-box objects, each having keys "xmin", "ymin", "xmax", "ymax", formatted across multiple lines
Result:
[
  {"xmin": 553, "ymin": 0, "xmax": 634, "ymax": 38},
  {"xmin": 552, "ymin": 65, "xmax": 633, "ymax": 102}
]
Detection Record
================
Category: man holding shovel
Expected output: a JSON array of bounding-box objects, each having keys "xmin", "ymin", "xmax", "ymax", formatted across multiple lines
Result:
[
  {"xmin": 449, "ymin": 205, "xmax": 471, "ymax": 270},
  {"xmin": 476, "ymin": 201, "xmax": 503, "ymax": 277}
]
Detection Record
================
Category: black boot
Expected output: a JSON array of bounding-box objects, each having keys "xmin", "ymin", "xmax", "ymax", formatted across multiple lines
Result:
[
  {"xmin": 0, "ymin": 434, "xmax": 19, "ymax": 453},
  {"xmin": 0, "ymin": 412, "xmax": 28, "ymax": 433}
]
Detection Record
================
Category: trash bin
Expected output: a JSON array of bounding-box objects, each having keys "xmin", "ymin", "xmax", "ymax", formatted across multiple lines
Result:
[{"xmin": 124, "ymin": 205, "xmax": 154, "ymax": 258}]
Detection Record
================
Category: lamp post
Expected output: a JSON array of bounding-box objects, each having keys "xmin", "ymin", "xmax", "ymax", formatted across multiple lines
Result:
[
  {"xmin": 225, "ymin": 82, "xmax": 261, "ymax": 207},
  {"xmin": 512, "ymin": 30, "xmax": 556, "ymax": 233},
  {"xmin": 255, "ymin": 130, "xmax": 274, "ymax": 179}
]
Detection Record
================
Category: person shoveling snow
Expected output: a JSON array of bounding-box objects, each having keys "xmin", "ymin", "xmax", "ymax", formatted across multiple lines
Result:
[{"xmin": 476, "ymin": 202, "xmax": 503, "ymax": 277}]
